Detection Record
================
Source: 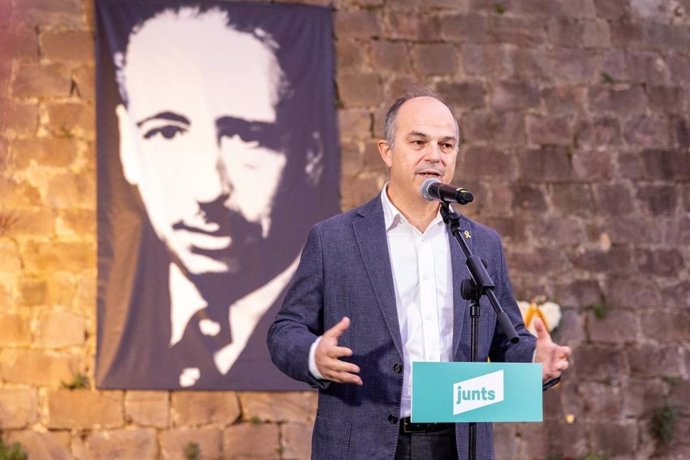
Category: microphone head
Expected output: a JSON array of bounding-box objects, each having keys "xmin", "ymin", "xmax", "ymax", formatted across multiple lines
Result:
[{"xmin": 420, "ymin": 178, "xmax": 440, "ymax": 201}]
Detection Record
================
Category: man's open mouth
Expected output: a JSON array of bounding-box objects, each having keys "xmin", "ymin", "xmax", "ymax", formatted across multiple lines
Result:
[{"xmin": 417, "ymin": 171, "xmax": 442, "ymax": 178}]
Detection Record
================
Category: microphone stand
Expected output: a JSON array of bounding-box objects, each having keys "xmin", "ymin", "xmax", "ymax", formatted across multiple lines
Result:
[{"xmin": 439, "ymin": 202, "xmax": 519, "ymax": 460}]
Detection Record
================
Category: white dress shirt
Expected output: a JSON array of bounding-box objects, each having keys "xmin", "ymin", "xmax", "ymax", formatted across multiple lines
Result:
[{"xmin": 308, "ymin": 186, "xmax": 455, "ymax": 418}]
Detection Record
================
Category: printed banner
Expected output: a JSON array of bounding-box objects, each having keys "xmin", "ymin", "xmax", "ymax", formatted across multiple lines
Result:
[{"xmin": 95, "ymin": 0, "xmax": 339, "ymax": 389}]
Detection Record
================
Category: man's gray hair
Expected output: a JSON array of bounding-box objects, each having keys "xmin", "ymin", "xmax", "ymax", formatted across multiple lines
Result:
[{"xmin": 383, "ymin": 86, "xmax": 460, "ymax": 148}]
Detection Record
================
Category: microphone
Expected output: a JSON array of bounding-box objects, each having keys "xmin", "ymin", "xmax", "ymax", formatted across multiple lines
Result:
[{"xmin": 420, "ymin": 178, "xmax": 474, "ymax": 205}]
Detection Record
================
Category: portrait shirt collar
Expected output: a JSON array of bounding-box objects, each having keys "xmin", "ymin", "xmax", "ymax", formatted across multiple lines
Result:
[{"xmin": 380, "ymin": 182, "xmax": 445, "ymax": 234}]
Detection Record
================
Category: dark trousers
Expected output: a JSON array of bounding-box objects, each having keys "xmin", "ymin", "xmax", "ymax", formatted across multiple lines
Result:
[{"xmin": 394, "ymin": 422, "xmax": 458, "ymax": 460}]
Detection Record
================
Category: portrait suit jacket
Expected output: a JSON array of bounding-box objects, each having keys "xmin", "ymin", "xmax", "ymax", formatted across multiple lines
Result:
[{"xmin": 268, "ymin": 195, "xmax": 537, "ymax": 460}]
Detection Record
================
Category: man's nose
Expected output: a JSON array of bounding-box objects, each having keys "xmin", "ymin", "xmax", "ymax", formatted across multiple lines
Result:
[
  {"xmin": 425, "ymin": 143, "xmax": 443, "ymax": 162},
  {"xmin": 192, "ymin": 150, "xmax": 230, "ymax": 203}
]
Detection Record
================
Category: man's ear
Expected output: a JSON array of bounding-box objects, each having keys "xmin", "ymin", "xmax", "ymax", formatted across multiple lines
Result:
[
  {"xmin": 116, "ymin": 104, "xmax": 140, "ymax": 185},
  {"xmin": 377, "ymin": 139, "xmax": 393, "ymax": 169}
]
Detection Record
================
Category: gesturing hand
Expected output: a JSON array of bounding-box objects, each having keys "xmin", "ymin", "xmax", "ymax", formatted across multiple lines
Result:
[
  {"xmin": 533, "ymin": 317, "xmax": 572, "ymax": 382},
  {"xmin": 315, "ymin": 317, "xmax": 363, "ymax": 385}
]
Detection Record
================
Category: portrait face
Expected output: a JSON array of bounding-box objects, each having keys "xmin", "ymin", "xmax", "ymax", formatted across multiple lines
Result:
[
  {"xmin": 116, "ymin": 8, "xmax": 287, "ymax": 275},
  {"xmin": 379, "ymin": 96, "xmax": 459, "ymax": 206}
]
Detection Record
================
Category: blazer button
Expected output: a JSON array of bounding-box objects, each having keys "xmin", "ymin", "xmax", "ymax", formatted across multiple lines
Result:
[
  {"xmin": 393, "ymin": 363, "xmax": 403, "ymax": 374},
  {"xmin": 388, "ymin": 414, "xmax": 398, "ymax": 424}
]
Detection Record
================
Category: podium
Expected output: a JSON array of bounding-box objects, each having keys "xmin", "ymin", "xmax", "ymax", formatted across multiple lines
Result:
[{"xmin": 411, "ymin": 362, "xmax": 543, "ymax": 423}]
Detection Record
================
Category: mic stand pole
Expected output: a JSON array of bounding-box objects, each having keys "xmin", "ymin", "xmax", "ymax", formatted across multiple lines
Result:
[{"xmin": 439, "ymin": 202, "xmax": 519, "ymax": 460}]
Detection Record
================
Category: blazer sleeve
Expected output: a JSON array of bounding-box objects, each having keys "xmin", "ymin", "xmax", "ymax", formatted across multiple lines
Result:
[{"xmin": 267, "ymin": 225, "xmax": 329, "ymax": 388}]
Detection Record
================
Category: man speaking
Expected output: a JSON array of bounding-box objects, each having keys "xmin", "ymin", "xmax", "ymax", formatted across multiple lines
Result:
[{"xmin": 268, "ymin": 89, "xmax": 571, "ymax": 459}]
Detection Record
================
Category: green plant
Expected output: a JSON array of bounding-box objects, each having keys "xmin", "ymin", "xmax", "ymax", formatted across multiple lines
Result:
[
  {"xmin": 495, "ymin": 4, "xmax": 506, "ymax": 14},
  {"xmin": 587, "ymin": 302, "xmax": 609, "ymax": 319},
  {"xmin": 250, "ymin": 416, "xmax": 263, "ymax": 425},
  {"xmin": 650, "ymin": 405, "xmax": 677, "ymax": 447},
  {"xmin": 0, "ymin": 438, "xmax": 28, "ymax": 460},
  {"xmin": 61, "ymin": 372, "xmax": 90, "ymax": 390},
  {"xmin": 183, "ymin": 441, "xmax": 200, "ymax": 460},
  {"xmin": 601, "ymin": 72, "xmax": 616, "ymax": 84}
]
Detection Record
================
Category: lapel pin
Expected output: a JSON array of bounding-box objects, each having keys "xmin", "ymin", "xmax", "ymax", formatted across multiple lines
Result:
[{"xmin": 464, "ymin": 230, "xmax": 471, "ymax": 239}]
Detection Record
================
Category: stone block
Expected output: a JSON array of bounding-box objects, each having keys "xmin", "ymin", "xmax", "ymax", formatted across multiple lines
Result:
[
  {"xmin": 45, "ymin": 102, "xmax": 95, "ymax": 137},
  {"xmin": 340, "ymin": 140, "xmax": 364, "ymax": 177},
  {"xmin": 334, "ymin": 10, "xmax": 382, "ymax": 39},
  {"xmin": 551, "ymin": 307, "xmax": 586, "ymax": 346},
  {"xmin": 336, "ymin": 39, "xmax": 369, "ymax": 73},
  {"xmin": 460, "ymin": 111, "xmax": 526, "ymax": 145},
  {"xmin": 640, "ymin": 310, "xmax": 690, "ymax": 343},
  {"xmin": 589, "ymin": 422, "xmax": 638, "ymax": 457},
  {"xmin": 86, "ymin": 429, "xmax": 157, "ymax": 460},
  {"xmin": 606, "ymin": 275, "xmax": 662, "ymax": 309},
  {"xmin": 573, "ymin": 345, "xmax": 626, "ymax": 382},
  {"xmin": 338, "ymin": 72, "xmax": 382, "ymax": 108},
  {"xmin": 0, "ymin": 176, "xmax": 42, "ymax": 208},
  {"xmin": 0, "ymin": 389, "xmax": 38, "ymax": 429},
  {"xmin": 506, "ymin": 247, "xmax": 566, "ymax": 274},
  {"xmin": 13, "ymin": 0, "xmax": 84, "ymax": 27},
  {"xmin": 570, "ymin": 246, "xmax": 634, "ymax": 274},
  {"xmin": 547, "ymin": 17, "xmax": 584, "ymax": 47},
  {"xmin": 626, "ymin": 51, "xmax": 670, "ymax": 85},
  {"xmin": 56, "ymin": 209, "xmax": 96, "ymax": 238},
  {"xmin": 541, "ymin": 86, "xmax": 584, "ymax": 115},
  {"xmin": 554, "ymin": 279, "xmax": 603, "ymax": 308},
  {"xmin": 635, "ymin": 248, "xmax": 684, "ymax": 277},
  {"xmin": 660, "ymin": 281, "xmax": 690, "ymax": 311},
  {"xmin": 641, "ymin": 149, "xmax": 690, "ymax": 181},
  {"xmin": 239, "ymin": 391, "xmax": 316, "ymax": 423},
  {"xmin": 19, "ymin": 277, "xmax": 48, "ymax": 306},
  {"xmin": 669, "ymin": 379, "xmax": 690, "ymax": 416},
  {"xmin": 0, "ymin": 241, "xmax": 22, "ymax": 274},
  {"xmin": 549, "ymin": 48, "xmax": 599, "ymax": 83},
  {"xmin": 490, "ymin": 80, "xmax": 539, "ymax": 111},
  {"xmin": 0, "ymin": 314, "xmax": 31, "ymax": 346},
  {"xmin": 42, "ymin": 30, "xmax": 94, "ymax": 62},
  {"xmin": 588, "ymin": 309, "xmax": 640, "ymax": 344},
  {"xmin": 582, "ymin": 19, "xmax": 611, "ymax": 48},
  {"xmin": 510, "ymin": 184, "xmax": 547, "ymax": 213},
  {"xmin": 621, "ymin": 377, "xmax": 668, "ymax": 418},
  {"xmin": 125, "ymin": 391, "xmax": 170, "ymax": 428},
  {"xmin": 461, "ymin": 44, "xmax": 506, "ymax": 77},
  {"xmin": 35, "ymin": 310, "xmax": 85, "ymax": 348},
  {"xmin": 12, "ymin": 138, "xmax": 79, "ymax": 169},
  {"xmin": 223, "ymin": 423, "xmax": 280, "ymax": 459},
  {"xmin": 160, "ymin": 427, "xmax": 222, "ymax": 460},
  {"xmin": 341, "ymin": 176, "xmax": 381, "ymax": 210},
  {"xmin": 362, "ymin": 142, "xmax": 387, "ymax": 175},
  {"xmin": 6, "ymin": 431, "xmax": 70, "ymax": 460},
  {"xmin": 648, "ymin": 86, "xmax": 685, "ymax": 113},
  {"xmin": 0, "ymin": 349, "xmax": 79, "ymax": 387},
  {"xmin": 460, "ymin": 146, "xmax": 515, "ymax": 179},
  {"xmin": 12, "ymin": 63, "xmax": 72, "ymax": 99},
  {"xmin": 526, "ymin": 216, "xmax": 586, "ymax": 246},
  {"xmin": 369, "ymin": 41, "xmax": 410, "ymax": 74},
  {"xmin": 548, "ymin": 183, "xmax": 594, "ymax": 216},
  {"xmin": 2, "ymin": 102, "xmax": 40, "ymax": 137},
  {"xmin": 487, "ymin": 15, "xmax": 546, "ymax": 46},
  {"xmin": 636, "ymin": 185, "xmax": 677, "ymax": 216},
  {"xmin": 46, "ymin": 171, "xmax": 97, "ymax": 209},
  {"xmin": 72, "ymin": 66, "xmax": 95, "ymax": 101},
  {"xmin": 575, "ymin": 118, "xmax": 622, "ymax": 150},
  {"xmin": 518, "ymin": 148, "xmax": 576, "ymax": 182},
  {"xmin": 384, "ymin": 10, "xmax": 440, "ymax": 41},
  {"xmin": 526, "ymin": 116, "xmax": 572, "ymax": 146},
  {"xmin": 0, "ymin": 29, "xmax": 38, "ymax": 61},
  {"xmin": 439, "ymin": 13, "xmax": 488, "ymax": 42},
  {"xmin": 171, "ymin": 391, "xmax": 240, "ymax": 427},
  {"xmin": 281, "ymin": 422, "xmax": 312, "ymax": 459},
  {"xmin": 588, "ymin": 85, "xmax": 647, "ymax": 114},
  {"xmin": 48, "ymin": 390, "xmax": 123, "ymax": 429},
  {"xmin": 504, "ymin": 47, "xmax": 551, "ymax": 81},
  {"xmin": 672, "ymin": 115, "xmax": 690, "ymax": 148},
  {"xmin": 412, "ymin": 43, "xmax": 459, "ymax": 76},
  {"xmin": 22, "ymin": 241, "xmax": 96, "ymax": 275},
  {"xmin": 642, "ymin": 22, "xmax": 690, "ymax": 53},
  {"xmin": 669, "ymin": 54, "xmax": 690, "ymax": 87},
  {"xmin": 435, "ymin": 81, "xmax": 486, "ymax": 110},
  {"xmin": 628, "ymin": 345, "xmax": 682, "ymax": 378},
  {"xmin": 609, "ymin": 20, "xmax": 642, "ymax": 48},
  {"xmin": 592, "ymin": 183, "xmax": 635, "ymax": 216}
]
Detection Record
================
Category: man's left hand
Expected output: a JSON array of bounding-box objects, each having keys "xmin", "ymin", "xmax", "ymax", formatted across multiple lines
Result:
[{"xmin": 533, "ymin": 317, "xmax": 572, "ymax": 382}]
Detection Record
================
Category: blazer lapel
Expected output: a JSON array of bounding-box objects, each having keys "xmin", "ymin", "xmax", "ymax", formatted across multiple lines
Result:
[
  {"xmin": 450, "ymin": 212, "xmax": 473, "ymax": 359},
  {"xmin": 352, "ymin": 198, "xmax": 404, "ymax": 360}
]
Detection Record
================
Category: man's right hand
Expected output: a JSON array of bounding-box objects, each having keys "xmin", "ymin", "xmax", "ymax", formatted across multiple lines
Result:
[{"xmin": 315, "ymin": 317, "xmax": 363, "ymax": 385}]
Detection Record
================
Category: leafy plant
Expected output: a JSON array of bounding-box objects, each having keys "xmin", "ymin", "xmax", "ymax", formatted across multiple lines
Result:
[
  {"xmin": 650, "ymin": 405, "xmax": 677, "ymax": 447},
  {"xmin": 601, "ymin": 72, "xmax": 616, "ymax": 85},
  {"xmin": 495, "ymin": 4, "xmax": 506, "ymax": 14},
  {"xmin": 587, "ymin": 302, "xmax": 609, "ymax": 319},
  {"xmin": 61, "ymin": 372, "xmax": 90, "ymax": 390},
  {"xmin": 183, "ymin": 442, "xmax": 200, "ymax": 460},
  {"xmin": 0, "ymin": 438, "xmax": 28, "ymax": 460}
]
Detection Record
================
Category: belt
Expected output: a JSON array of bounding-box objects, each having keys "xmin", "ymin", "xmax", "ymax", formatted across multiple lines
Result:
[{"xmin": 399, "ymin": 417, "xmax": 454, "ymax": 434}]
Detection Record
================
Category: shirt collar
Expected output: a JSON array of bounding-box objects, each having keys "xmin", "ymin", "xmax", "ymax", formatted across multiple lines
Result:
[{"xmin": 380, "ymin": 183, "xmax": 445, "ymax": 233}]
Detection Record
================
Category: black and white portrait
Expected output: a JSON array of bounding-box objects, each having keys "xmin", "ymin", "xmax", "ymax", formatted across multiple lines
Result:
[{"xmin": 96, "ymin": 0, "xmax": 339, "ymax": 389}]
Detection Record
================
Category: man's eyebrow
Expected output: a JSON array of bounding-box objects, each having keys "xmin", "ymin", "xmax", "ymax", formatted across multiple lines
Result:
[
  {"xmin": 136, "ymin": 111, "xmax": 190, "ymax": 128},
  {"xmin": 407, "ymin": 131, "xmax": 429, "ymax": 138}
]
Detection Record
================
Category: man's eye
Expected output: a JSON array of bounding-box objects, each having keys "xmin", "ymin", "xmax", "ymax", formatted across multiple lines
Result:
[{"xmin": 143, "ymin": 125, "xmax": 187, "ymax": 140}]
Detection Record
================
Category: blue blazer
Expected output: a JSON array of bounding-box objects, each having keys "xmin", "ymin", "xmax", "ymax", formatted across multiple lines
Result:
[{"xmin": 268, "ymin": 196, "xmax": 536, "ymax": 460}]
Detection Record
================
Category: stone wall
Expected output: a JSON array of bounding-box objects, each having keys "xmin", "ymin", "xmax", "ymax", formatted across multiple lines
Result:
[{"xmin": 1, "ymin": 0, "xmax": 689, "ymax": 458}]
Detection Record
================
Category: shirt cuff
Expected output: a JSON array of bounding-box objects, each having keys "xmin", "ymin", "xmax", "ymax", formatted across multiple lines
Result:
[{"xmin": 308, "ymin": 336, "xmax": 325, "ymax": 380}]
